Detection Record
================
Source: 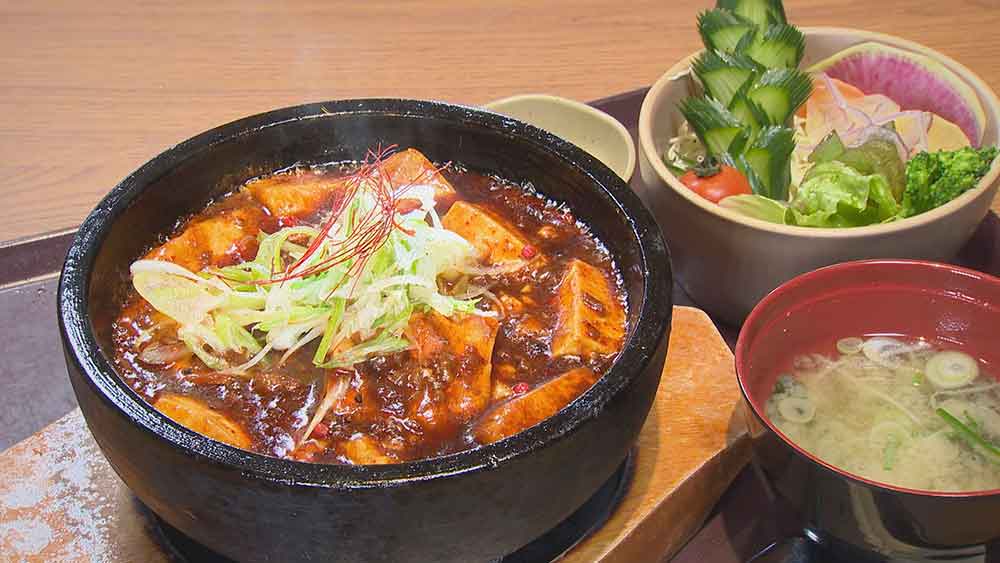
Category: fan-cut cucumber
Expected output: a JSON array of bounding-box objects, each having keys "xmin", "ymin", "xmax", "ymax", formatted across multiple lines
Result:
[
  {"xmin": 736, "ymin": 126, "xmax": 795, "ymax": 199},
  {"xmin": 747, "ymin": 68, "xmax": 812, "ymax": 124},
  {"xmin": 717, "ymin": 0, "xmax": 787, "ymax": 27},
  {"xmin": 697, "ymin": 9, "xmax": 755, "ymax": 54},
  {"xmin": 745, "ymin": 24, "xmax": 805, "ymax": 68},
  {"xmin": 728, "ymin": 88, "xmax": 769, "ymax": 139},
  {"xmin": 692, "ymin": 50, "xmax": 761, "ymax": 107},
  {"xmin": 679, "ymin": 96, "xmax": 750, "ymax": 156}
]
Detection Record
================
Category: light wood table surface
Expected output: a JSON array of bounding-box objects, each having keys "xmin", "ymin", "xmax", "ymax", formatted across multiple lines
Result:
[{"xmin": 2, "ymin": 0, "xmax": 999, "ymax": 241}]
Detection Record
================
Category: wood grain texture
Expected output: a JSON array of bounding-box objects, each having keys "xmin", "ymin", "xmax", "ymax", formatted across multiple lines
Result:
[
  {"xmin": 563, "ymin": 306, "xmax": 750, "ymax": 563},
  {"xmin": 1, "ymin": 0, "xmax": 999, "ymax": 240}
]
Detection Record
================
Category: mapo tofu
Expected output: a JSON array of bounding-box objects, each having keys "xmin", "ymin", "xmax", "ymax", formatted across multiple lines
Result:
[{"xmin": 112, "ymin": 146, "xmax": 627, "ymax": 464}]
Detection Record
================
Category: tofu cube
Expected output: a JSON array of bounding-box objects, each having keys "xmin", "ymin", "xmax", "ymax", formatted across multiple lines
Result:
[
  {"xmin": 246, "ymin": 170, "xmax": 347, "ymax": 218},
  {"xmin": 473, "ymin": 368, "xmax": 598, "ymax": 444},
  {"xmin": 405, "ymin": 311, "xmax": 499, "ymax": 428},
  {"xmin": 144, "ymin": 206, "xmax": 265, "ymax": 271},
  {"xmin": 381, "ymin": 148, "xmax": 457, "ymax": 205},
  {"xmin": 442, "ymin": 201, "xmax": 533, "ymax": 265},
  {"xmin": 551, "ymin": 259, "xmax": 626, "ymax": 357},
  {"xmin": 154, "ymin": 393, "xmax": 252, "ymax": 449},
  {"xmin": 340, "ymin": 435, "xmax": 397, "ymax": 465}
]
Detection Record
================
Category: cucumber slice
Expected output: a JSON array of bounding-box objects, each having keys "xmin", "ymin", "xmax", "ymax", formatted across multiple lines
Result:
[
  {"xmin": 717, "ymin": 0, "xmax": 787, "ymax": 26},
  {"xmin": 736, "ymin": 126, "xmax": 795, "ymax": 199},
  {"xmin": 679, "ymin": 96, "xmax": 750, "ymax": 156},
  {"xmin": 760, "ymin": 126, "xmax": 796, "ymax": 200},
  {"xmin": 697, "ymin": 9, "xmax": 755, "ymax": 53},
  {"xmin": 692, "ymin": 50, "xmax": 760, "ymax": 107},
  {"xmin": 734, "ymin": 29, "xmax": 757, "ymax": 53},
  {"xmin": 748, "ymin": 85, "xmax": 791, "ymax": 124},
  {"xmin": 705, "ymin": 127, "xmax": 749, "ymax": 157},
  {"xmin": 744, "ymin": 149, "xmax": 774, "ymax": 193},
  {"xmin": 747, "ymin": 68, "xmax": 812, "ymax": 124},
  {"xmin": 728, "ymin": 88, "xmax": 769, "ymax": 139},
  {"xmin": 745, "ymin": 24, "xmax": 805, "ymax": 68},
  {"xmin": 734, "ymin": 157, "xmax": 768, "ymax": 197}
]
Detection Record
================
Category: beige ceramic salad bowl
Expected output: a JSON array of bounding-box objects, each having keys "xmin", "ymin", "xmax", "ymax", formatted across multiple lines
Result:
[{"xmin": 636, "ymin": 27, "xmax": 1000, "ymax": 326}]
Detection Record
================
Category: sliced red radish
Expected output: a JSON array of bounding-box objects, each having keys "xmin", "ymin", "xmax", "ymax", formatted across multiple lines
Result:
[{"xmin": 807, "ymin": 42, "xmax": 986, "ymax": 146}]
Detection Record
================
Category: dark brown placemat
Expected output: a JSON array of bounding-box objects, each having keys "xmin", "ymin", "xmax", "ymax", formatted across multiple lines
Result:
[{"xmin": 0, "ymin": 231, "xmax": 76, "ymax": 451}]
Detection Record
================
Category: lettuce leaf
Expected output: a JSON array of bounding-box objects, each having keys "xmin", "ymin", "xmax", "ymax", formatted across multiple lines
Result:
[
  {"xmin": 788, "ymin": 162, "xmax": 899, "ymax": 227},
  {"xmin": 721, "ymin": 161, "xmax": 900, "ymax": 228}
]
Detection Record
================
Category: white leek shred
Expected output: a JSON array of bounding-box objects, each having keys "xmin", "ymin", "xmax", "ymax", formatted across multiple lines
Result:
[
  {"xmin": 299, "ymin": 375, "xmax": 350, "ymax": 446},
  {"xmin": 131, "ymin": 176, "xmax": 492, "ymax": 372}
]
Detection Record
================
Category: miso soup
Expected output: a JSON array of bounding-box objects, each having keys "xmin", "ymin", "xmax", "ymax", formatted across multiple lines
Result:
[{"xmin": 766, "ymin": 336, "xmax": 1000, "ymax": 492}]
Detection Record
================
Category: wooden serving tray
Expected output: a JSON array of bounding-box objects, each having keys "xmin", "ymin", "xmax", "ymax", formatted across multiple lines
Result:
[
  {"xmin": 563, "ymin": 306, "xmax": 750, "ymax": 562},
  {"xmin": 0, "ymin": 306, "xmax": 748, "ymax": 561}
]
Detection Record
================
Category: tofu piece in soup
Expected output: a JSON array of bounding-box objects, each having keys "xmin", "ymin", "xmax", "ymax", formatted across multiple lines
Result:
[
  {"xmin": 340, "ymin": 435, "xmax": 398, "ymax": 465},
  {"xmin": 246, "ymin": 169, "xmax": 348, "ymax": 218},
  {"xmin": 380, "ymin": 148, "xmax": 457, "ymax": 205},
  {"xmin": 442, "ymin": 201, "xmax": 534, "ymax": 265},
  {"xmin": 473, "ymin": 368, "xmax": 598, "ymax": 444},
  {"xmin": 406, "ymin": 312, "xmax": 499, "ymax": 427},
  {"xmin": 154, "ymin": 393, "xmax": 252, "ymax": 449},
  {"xmin": 551, "ymin": 259, "xmax": 625, "ymax": 357},
  {"xmin": 144, "ymin": 205, "xmax": 266, "ymax": 271}
]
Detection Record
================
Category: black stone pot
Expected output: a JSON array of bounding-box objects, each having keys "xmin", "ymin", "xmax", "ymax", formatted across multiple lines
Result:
[{"xmin": 58, "ymin": 99, "xmax": 673, "ymax": 563}]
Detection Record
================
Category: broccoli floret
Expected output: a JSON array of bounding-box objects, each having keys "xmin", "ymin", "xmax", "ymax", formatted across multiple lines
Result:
[{"xmin": 901, "ymin": 146, "xmax": 998, "ymax": 217}]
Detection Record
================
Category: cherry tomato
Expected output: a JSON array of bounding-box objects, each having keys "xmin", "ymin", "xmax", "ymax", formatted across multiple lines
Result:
[{"xmin": 680, "ymin": 158, "xmax": 752, "ymax": 203}]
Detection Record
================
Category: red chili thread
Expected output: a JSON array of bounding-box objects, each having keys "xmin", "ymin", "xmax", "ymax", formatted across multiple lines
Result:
[{"xmin": 252, "ymin": 144, "xmax": 407, "ymax": 290}]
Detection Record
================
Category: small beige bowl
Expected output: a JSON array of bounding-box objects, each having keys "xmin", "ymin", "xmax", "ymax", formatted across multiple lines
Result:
[
  {"xmin": 637, "ymin": 27, "xmax": 1000, "ymax": 326},
  {"xmin": 486, "ymin": 94, "xmax": 636, "ymax": 181}
]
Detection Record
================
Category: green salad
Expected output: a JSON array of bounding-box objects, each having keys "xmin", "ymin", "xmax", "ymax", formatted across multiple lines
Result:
[{"xmin": 666, "ymin": 0, "xmax": 998, "ymax": 228}]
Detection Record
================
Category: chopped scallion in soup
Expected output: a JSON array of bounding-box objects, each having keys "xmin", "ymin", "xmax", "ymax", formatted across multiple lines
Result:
[{"xmin": 766, "ymin": 336, "xmax": 1000, "ymax": 492}]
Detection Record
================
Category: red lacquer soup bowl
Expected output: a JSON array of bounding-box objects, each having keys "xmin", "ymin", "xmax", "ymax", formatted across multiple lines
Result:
[{"xmin": 735, "ymin": 259, "xmax": 1000, "ymax": 562}]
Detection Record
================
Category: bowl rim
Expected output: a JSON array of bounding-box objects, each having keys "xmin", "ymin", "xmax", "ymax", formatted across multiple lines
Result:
[
  {"xmin": 735, "ymin": 258, "xmax": 1000, "ymax": 498},
  {"xmin": 638, "ymin": 26, "xmax": 1000, "ymax": 239},
  {"xmin": 483, "ymin": 93, "xmax": 637, "ymax": 181},
  {"xmin": 57, "ymin": 97, "xmax": 673, "ymax": 489}
]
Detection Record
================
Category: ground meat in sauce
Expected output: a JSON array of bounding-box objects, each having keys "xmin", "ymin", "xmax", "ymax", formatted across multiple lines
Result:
[{"xmin": 112, "ymin": 156, "xmax": 626, "ymax": 464}]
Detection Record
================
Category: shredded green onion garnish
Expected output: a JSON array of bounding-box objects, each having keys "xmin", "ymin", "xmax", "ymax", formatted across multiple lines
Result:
[{"xmin": 131, "ymin": 177, "xmax": 493, "ymax": 372}]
